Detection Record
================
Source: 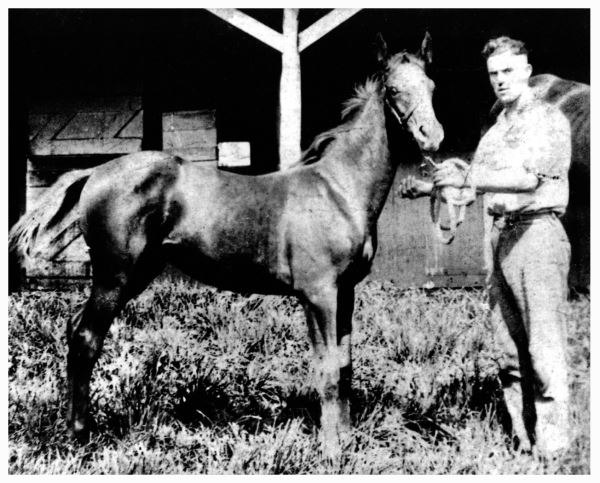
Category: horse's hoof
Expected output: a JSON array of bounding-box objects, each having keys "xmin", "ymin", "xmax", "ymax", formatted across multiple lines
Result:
[
  {"xmin": 68, "ymin": 420, "xmax": 90, "ymax": 445},
  {"xmin": 321, "ymin": 443, "xmax": 342, "ymax": 465}
]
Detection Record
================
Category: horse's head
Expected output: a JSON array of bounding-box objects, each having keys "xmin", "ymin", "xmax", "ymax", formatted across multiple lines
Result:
[{"xmin": 377, "ymin": 32, "xmax": 444, "ymax": 152}]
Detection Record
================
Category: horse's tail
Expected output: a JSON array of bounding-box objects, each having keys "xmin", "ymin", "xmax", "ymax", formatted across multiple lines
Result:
[{"xmin": 9, "ymin": 168, "xmax": 94, "ymax": 260}]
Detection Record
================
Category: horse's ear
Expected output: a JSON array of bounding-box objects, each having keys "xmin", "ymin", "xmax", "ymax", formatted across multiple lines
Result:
[
  {"xmin": 374, "ymin": 32, "xmax": 388, "ymax": 66},
  {"xmin": 419, "ymin": 31, "xmax": 433, "ymax": 65}
]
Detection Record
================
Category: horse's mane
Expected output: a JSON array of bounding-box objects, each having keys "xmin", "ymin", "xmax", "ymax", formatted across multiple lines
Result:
[
  {"xmin": 294, "ymin": 77, "xmax": 383, "ymax": 167},
  {"xmin": 294, "ymin": 50, "xmax": 425, "ymax": 168}
]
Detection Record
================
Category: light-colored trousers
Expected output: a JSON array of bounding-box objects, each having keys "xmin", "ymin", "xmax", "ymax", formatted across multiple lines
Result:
[{"xmin": 488, "ymin": 213, "xmax": 571, "ymax": 454}]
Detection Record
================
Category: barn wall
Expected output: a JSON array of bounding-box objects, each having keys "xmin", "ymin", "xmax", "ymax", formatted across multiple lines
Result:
[
  {"xmin": 22, "ymin": 104, "xmax": 222, "ymax": 287},
  {"xmin": 370, "ymin": 166, "xmax": 487, "ymax": 289}
]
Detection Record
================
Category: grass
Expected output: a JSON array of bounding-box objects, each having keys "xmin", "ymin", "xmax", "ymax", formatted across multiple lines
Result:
[{"xmin": 8, "ymin": 278, "xmax": 590, "ymax": 474}]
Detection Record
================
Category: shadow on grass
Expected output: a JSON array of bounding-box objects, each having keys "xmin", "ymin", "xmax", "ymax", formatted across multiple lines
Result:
[
  {"xmin": 87, "ymin": 357, "xmax": 509, "ymax": 451},
  {"xmin": 172, "ymin": 382, "xmax": 322, "ymax": 435},
  {"xmin": 168, "ymin": 372, "xmax": 508, "ymax": 445}
]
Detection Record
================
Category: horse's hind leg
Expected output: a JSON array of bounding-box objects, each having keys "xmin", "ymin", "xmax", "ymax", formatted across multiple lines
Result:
[
  {"xmin": 66, "ymin": 277, "xmax": 127, "ymax": 442},
  {"xmin": 66, "ymin": 233, "xmax": 165, "ymax": 442},
  {"xmin": 336, "ymin": 284, "xmax": 355, "ymax": 429}
]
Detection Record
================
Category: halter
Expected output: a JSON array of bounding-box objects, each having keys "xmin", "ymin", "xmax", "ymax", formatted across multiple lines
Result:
[
  {"xmin": 422, "ymin": 156, "xmax": 476, "ymax": 244},
  {"xmin": 384, "ymin": 87, "xmax": 416, "ymax": 130}
]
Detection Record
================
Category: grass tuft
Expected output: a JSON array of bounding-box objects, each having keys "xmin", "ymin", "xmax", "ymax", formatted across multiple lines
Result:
[{"xmin": 8, "ymin": 280, "xmax": 589, "ymax": 474}]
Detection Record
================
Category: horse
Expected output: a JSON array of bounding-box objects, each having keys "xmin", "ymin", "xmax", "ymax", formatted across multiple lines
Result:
[
  {"xmin": 485, "ymin": 74, "xmax": 590, "ymax": 291},
  {"xmin": 9, "ymin": 32, "xmax": 443, "ymax": 458}
]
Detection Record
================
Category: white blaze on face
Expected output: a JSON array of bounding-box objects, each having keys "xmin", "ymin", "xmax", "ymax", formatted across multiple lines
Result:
[{"xmin": 486, "ymin": 52, "xmax": 532, "ymax": 105}]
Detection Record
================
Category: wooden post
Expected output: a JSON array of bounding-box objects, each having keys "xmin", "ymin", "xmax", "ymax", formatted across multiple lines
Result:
[
  {"xmin": 298, "ymin": 8, "xmax": 361, "ymax": 52},
  {"xmin": 279, "ymin": 9, "xmax": 301, "ymax": 169},
  {"xmin": 205, "ymin": 9, "xmax": 283, "ymax": 52},
  {"xmin": 205, "ymin": 8, "xmax": 360, "ymax": 170}
]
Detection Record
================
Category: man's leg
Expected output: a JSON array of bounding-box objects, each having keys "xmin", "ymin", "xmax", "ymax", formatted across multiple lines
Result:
[
  {"xmin": 501, "ymin": 216, "xmax": 571, "ymax": 456},
  {"xmin": 488, "ymin": 221, "xmax": 534, "ymax": 450},
  {"xmin": 520, "ymin": 217, "xmax": 571, "ymax": 455},
  {"xmin": 488, "ymin": 265, "xmax": 534, "ymax": 451}
]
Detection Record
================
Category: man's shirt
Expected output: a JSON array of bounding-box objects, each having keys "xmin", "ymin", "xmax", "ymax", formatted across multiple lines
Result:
[{"xmin": 472, "ymin": 90, "xmax": 571, "ymax": 216}]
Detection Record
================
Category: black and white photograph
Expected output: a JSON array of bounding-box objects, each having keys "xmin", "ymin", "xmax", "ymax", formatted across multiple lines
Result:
[{"xmin": 6, "ymin": 6, "xmax": 591, "ymax": 474}]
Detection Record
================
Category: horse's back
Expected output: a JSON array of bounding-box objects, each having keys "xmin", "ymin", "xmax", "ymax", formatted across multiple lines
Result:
[{"xmin": 529, "ymin": 74, "xmax": 589, "ymax": 169}]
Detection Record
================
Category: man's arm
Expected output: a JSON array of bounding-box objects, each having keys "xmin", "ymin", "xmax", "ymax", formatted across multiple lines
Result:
[
  {"xmin": 398, "ymin": 176, "xmax": 434, "ymax": 199},
  {"xmin": 432, "ymin": 159, "xmax": 539, "ymax": 193},
  {"xmin": 468, "ymin": 165, "xmax": 539, "ymax": 193}
]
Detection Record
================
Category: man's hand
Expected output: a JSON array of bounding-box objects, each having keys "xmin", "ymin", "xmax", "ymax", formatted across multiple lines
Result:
[
  {"xmin": 399, "ymin": 176, "xmax": 434, "ymax": 199},
  {"xmin": 433, "ymin": 158, "xmax": 468, "ymax": 189}
]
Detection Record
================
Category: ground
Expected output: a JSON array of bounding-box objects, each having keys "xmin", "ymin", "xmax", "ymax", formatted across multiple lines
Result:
[{"xmin": 8, "ymin": 278, "xmax": 590, "ymax": 474}]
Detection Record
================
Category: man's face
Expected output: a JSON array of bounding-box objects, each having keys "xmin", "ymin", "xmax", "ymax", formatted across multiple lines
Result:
[{"xmin": 486, "ymin": 51, "xmax": 532, "ymax": 105}]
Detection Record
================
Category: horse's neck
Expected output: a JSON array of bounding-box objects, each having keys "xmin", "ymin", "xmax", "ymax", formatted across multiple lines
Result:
[{"xmin": 317, "ymin": 96, "xmax": 397, "ymax": 226}]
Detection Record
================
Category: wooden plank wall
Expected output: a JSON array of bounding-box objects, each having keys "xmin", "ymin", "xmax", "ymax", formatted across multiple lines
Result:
[
  {"xmin": 29, "ymin": 97, "xmax": 143, "ymax": 156},
  {"xmin": 369, "ymin": 166, "xmax": 487, "ymax": 289},
  {"xmin": 162, "ymin": 109, "xmax": 217, "ymax": 162}
]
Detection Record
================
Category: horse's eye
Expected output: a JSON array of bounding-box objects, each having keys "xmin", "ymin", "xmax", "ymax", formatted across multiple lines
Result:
[{"xmin": 388, "ymin": 86, "xmax": 399, "ymax": 96}]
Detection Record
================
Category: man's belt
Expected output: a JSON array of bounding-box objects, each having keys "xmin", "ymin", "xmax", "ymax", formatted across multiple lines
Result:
[{"xmin": 491, "ymin": 208, "xmax": 559, "ymax": 225}]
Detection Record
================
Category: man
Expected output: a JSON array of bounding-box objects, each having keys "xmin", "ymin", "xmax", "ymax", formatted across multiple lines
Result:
[{"xmin": 401, "ymin": 36, "xmax": 572, "ymax": 456}]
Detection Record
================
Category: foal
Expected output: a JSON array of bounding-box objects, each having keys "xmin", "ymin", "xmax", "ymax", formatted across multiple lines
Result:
[{"xmin": 10, "ymin": 33, "xmax": 443, "ymax": 458}]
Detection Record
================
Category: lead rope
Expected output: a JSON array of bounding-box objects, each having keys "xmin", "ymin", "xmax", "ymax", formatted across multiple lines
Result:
[{"xmin": 423, "ymin": 156, "xmax": 476, "ymax": 245}]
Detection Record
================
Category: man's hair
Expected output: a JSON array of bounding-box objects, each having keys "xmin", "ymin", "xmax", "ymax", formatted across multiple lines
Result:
[{"xmin": 481, "ymin": 36, "xmax": 528, "ymax": 59}]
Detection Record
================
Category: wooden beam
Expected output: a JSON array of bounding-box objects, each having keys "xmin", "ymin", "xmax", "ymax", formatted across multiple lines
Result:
[
  {"xmin": 278, "ymin": 9, "xmax": 302, "ymax": 169},
  {"xmin": 205, "ymin": 8, "xmax": 284, "ymax": 52},
  {"xmin": 298, "ymin": 8, "xmax": 361, "ymax": 52},
  {"xmin": 206, "ymin": 8, "xmax": 361, "ymax": 169}
]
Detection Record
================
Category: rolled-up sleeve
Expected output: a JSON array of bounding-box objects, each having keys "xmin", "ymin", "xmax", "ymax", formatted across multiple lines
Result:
[{"xmin": 522, "ymin": 107, "xmax": 571, "ymax": 181}]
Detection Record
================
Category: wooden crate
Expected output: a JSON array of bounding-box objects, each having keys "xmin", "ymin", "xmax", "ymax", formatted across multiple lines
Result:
[{"xmin": 162, "ymin": 109, "xmax": 217, "ymax": 162}]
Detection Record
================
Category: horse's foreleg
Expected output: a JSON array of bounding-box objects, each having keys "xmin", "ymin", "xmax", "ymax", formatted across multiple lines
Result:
[
  {"xmin": 303, "ymin": 283, "xmax": 351, "ymax": 460},
  {"xmin": 66, "ymin": 282, "xmax": 124, "ymax": 443}
]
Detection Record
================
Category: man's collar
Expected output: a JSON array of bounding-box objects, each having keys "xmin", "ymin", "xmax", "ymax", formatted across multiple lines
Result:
[{"xmin": 501, "ymin": 88, "xmax": 535, "ymax": 120}]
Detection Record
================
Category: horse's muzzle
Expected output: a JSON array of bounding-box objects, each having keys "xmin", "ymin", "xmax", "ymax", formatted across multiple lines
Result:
[{"xmin": 415, "ymin": 128, "xmax": 444, "ymax": 152}]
